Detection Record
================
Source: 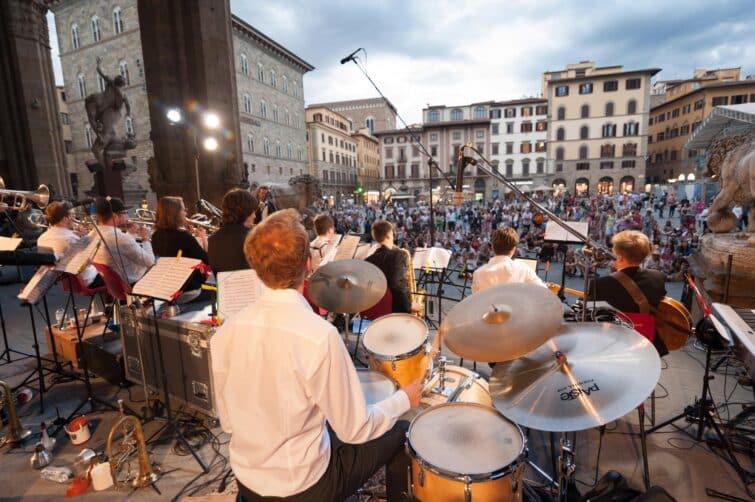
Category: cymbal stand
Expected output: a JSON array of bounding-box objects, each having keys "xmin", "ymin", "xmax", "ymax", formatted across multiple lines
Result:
[{"xmin": 557, "ymin": 433, "xmax": 576, "ymax": 502}]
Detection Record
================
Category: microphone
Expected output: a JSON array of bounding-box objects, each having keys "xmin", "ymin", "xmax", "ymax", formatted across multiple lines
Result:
[
  {"xmin": 71, "ymin": 197, "xmax": 94, "ymax": 208},
  {"xmin": 340, "ymin": 48, "xmax": 361, "ymax": 65}
]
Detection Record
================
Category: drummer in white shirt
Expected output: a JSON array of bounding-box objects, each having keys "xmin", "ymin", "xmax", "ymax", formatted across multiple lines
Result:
[
  {"xmin": 309, "ymin": 213, "xmax": 336, "ymax": 261},
  {"xmin": 472, "ymin": 226, "xmax": 545, "ymax": 293},
  {"xmin": 37, "ymin": 201, "xmax": 102, "ymax": 288},
  {"xmin": 210, "ymin": 209, "xmax": 422, "ymax": 502}
]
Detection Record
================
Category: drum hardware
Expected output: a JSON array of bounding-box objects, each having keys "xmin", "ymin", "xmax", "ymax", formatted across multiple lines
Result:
[
  {"xmin": 557, "ymin": 435, "xmax": 576, "ymax": 502},
  {"xmin": 0, "ymin": 380, "xmax": 32, "ymax": 446},
  {"xmin": 447, "ymin": 375, "xmax": 476, "ymax": 403},
  {"xmin": 433, "ymin": 356, "xmax": 450, "ymax": 396},
  {"xmin": 0, "ymin": 177, "xmax": 50, "ymax": 210}
]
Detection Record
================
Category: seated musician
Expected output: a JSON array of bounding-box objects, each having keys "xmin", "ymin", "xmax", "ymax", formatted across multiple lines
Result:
[
  {"xmin": 586, "ymin": 230, "xmax": 668, "ymax": 356},
  {"xmin": 472, "ymin": 227, "xmax": 545, "ymax": 293},
  {"xmin": 208, "ymin": 188, "xmax": 256, "ymax": 273},
  {"xmin": 150, "ymin": 196, "xmax": 209, "ymax": 299},
  {"xmin": 310, "ymin": 214, "xmax": 336, "ymax": 261},
  {"xmin": 365, "ymin": 220, "xmax": 421, "ymax": 314},
  {"xmin": 37, "ymin": 201, "xmax": 103, "ymax": 288},
  {"xmin": 210, "ymin": 209, "xmax": 421, "ymax": 502},
  {"xmin": 92, "ymin": 197, "xmax": 155, "ymax": 284}
]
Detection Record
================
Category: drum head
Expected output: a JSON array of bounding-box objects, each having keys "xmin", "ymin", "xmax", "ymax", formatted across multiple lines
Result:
[
  {"xmin": 357, "ymin": 369, "xmax": 396, "ymax": 406},
  {"xmin": 409, "ymin": 403, "xmax": 523, "ymax": 476},
  {"xmin": 363, "ymin": 314, "xmax": 427, "ymax": 357}
]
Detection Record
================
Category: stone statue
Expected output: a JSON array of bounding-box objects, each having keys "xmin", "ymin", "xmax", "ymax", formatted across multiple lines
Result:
[
  {"xmin": 705, "ymin": 131, "xmax": 755, "ymax": 244},
  {"xmin": 84, "ymin": 56, "xmax": 133, "ymax": 163}
]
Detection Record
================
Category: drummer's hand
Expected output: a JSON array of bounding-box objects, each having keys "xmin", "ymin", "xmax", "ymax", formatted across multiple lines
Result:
[
  {"xmin": 410, "ymin": 302, "xmax": 422, "ymax": 313},
  {"xmin": 401, "ymin": 380, "xmax": 423, "ymax": 409}
]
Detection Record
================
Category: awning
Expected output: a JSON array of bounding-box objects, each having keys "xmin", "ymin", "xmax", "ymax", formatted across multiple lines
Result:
[{"xmin": 685, "ymin": 104, "xmax": 755, "ymax": 150}]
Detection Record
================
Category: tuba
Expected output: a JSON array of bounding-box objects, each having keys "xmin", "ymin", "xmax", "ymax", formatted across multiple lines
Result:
[
  {"xmin": 0, "ymin": 380, "xmax": 32, "ymax": 446},
  {"xmin": 400, "ymin": 248, "xmax": 426, "ymax": 318},
  {"xmin": 106, "ymin": 400, "xmax": 159, "ymax": 490}
]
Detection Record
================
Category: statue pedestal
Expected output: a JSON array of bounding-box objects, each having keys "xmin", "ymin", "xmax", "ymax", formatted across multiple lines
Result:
[
  {"xmin": 689, "ymin": 233, "xmax": 755, "ymax": 308},
  {"xmin": 93, "ymin": 151, "xmax": 128, "ymax": 200}
]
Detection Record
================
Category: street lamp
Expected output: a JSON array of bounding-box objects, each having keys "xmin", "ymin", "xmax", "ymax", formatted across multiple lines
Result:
[
  {"xmin": 203, "ymin": 112, "xmax": 220, "ymax": 130},
  {"xmin": 202, "ymin": 137, "xmax": 219, "ymax": 152}
]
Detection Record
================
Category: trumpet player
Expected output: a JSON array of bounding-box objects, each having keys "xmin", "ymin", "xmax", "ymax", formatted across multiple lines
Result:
[
  {"xmin": 37, "ymin": 201, "xmax": 103, "ymax": 288},
  {"xmin": 151, "ymin": 196, "xmax": 209, "ymax": 299}
]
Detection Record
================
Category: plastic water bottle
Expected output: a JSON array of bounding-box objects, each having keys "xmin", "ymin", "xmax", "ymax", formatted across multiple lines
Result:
[
  {"xmin": 40, "ymin": 466, "xmax": 73, "ymax": 483},
  {"xmin": 55, "ymin": 308, "xmax": 65, "ymax": 328}
]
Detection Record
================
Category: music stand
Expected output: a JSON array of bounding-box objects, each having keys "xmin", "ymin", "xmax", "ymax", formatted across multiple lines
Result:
[{"xmin": 543, "ymin": 220, "xmax": 589, "ymax": 304}]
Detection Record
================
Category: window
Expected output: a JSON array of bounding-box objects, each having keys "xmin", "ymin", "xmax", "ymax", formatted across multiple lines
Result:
[
  {"xmin": 412, "ymin": 146, "xmax": 420, "ymax": 157},
  {"xmin": 491, "ymin": 143, "xmax": 499, "ymax": 155},
  {"xmin": 600, "ymin": 144, "xmax": 615, "ymax": 157},
  {"xmin": 520, "ymin": 142, "xmax": 532, "ymax": 153},
  {"xmin": 385, "ymin": 165, "xmax": 394, "ymax": 179},
  {"xmin": 504, "ymin": 108, "xmax": 516, "ymax": 118},
  {"xmin": 240, "ymin": 54, "xmax": 249, "ymax": 75},
  {"xmin": 77, "ymin": 74, "xmax": 86, "ymax": 98},
  {"xmin": 535, "ymin": 141, "xmax": 546, "ymax": 153},
  {"xmin": 85, "ymin": 125, "xmax": 93, "ymax": 148},
  {"xmin": 506, "ymin": 122, "xmax": 514, "ymax": 134},
  {"xmin": 694, "ymin": 99, "xmax": 704, "ymax": 110},
  {"xmin": 451, "ymin": 109, "xmax": 463, "ymax": 120},
  {"xmin": 670, "ymin": 150, "xmax": 677, "ymax": 161},
  {"xmin": 605, "ymin": 102, "xmax": 614, "ymax": 117},
  {"xmin": 427, "ymin": 110, "xmax": 440, "ymax": 122},
  {"xmin": 536, "ymin": 159, "xmax": 544, "ymax": 173},
  {"xmin": 430, "ymin": 145, "xmax": 437, "ymax": 156},
  {"xmin": 411, "ymin": 164, "xmax": 419, "ymax": 178},
  {"xmin": 626, "ymin": 78, "xmax": 641, "ymax": 90},
  {"xmin": 119, "ymin": 61, "xmax": 129, "ymax": 85},
  {"xmin": 556, "ymin": 147, "xmax": 564, "ymax": 161},
  {"xmin": 285, "ymin": 109, "xmax": 290, "ymax": 125},
  {"xmin": 397, "ymin": 165, "xmax": 406, "ymax": 178},
  {"xmin": 91, "ymin": 16, "xmax": 101, "ymax": 42},
  {"xmin": 680, "ymin": 124, "xmax": 690, "ymax": 135},
  {"xmin": 474, "ymin": 106, "xmax": 486, "ymax": 119},
  {"xmin": 520, "ymin": 122, "xmax": 533, "ymax": 133},
  {"xmin": 557, "ymin": 106, "xmax": 565, "ymax": 120},
  {"xmin": 476, "ymin": 129, "xmax": 485, "ymax": 139},
  {"xmin": 259, "ymin": 100, "xmax": 267, "ymax": 118},
  {"xmin": 623, "ymin": 121, "xmax": 639, "ymax": 136},
  {"xmin": 536, "ymin": 105, "xmax": 548, "ymax": 115},
  {"xmin": 580, "ymin": 125, "xmax": 589, "ymax": 139},
  {"xmin": 556, "ymin": 163, "xmax": 563, "ymax": 172},
  {"xmin": 272, "ymin": 104, "xmax": 278, "ymax": 122},
  {"xmin": 452, "ymin": 131, "xmax": 462, "ymax": 141},
  {"xmin": 263, "ymin": 137, "xmax": 270, "ymax": 155},
  {"xmin": 600, "ymin": 161, "xmax": 614, "ymax": 169},
  {"xmin": 281, "ymin": 75, "xmax": 288, "ymax": 93},
  {"xmin": 601, "ymin": 123, "xmax": 617, "ymax": 137},
  {"xmin": 257, "ymin": 63, "xmax": 264, "ymax": 81},
  {"xmin": 292, "ymin": 80, "xmax": 299, "ymax": 98},
  {"xmin": 505, "ymin": 161, "xmax": 513, "ymax": 177},
  {"xmin": 671, "ymin": 108, "xmax": 680, "ymax": 118},
  {"xmin": 712, "ymin": 96, "xmax": 728, "ymax": 106},
  {"xmin": 506, "ymin": 143, "xmax": 513, "ymax": 154},
  {"xmin": 555, "ymin": 85, "xmax": 569, "ymax": 97},
  {"xmin": 385, "ymin": 147, "xmax": 393, "ymax": 158},
  {"xmin": 491, "ymin": 124, "xmax": 499, "ymax": 135},
  {"xmin": 287, "ymin": 143, "xmax": 292, "ymax": 159},
  {"xmin": 490, "ymin": 109, "xmax": 502, "ymax": 119},
  {"xmin": 112, "ymin": 7, "xmax": 123, "ymax": 34},
  {"xmin": 60, "ymin": 112, "xmax": 69, "ymax": 125},
  {"xmin": 580, "ymin": 104, "xmax": 589, "ymax": 118},
  {"xmin": 125, "ymin": 116, "xmax": 134, "ymax": 135},
  {"xmin": 579, "ymin": 83, "xmax": 593, "ymax": 94},
  {"xmin": 522, "ymin": 159, "xmax": 530, "ymax": 176},
  {"xmin": 536, "ymin": 121, "xmax": 547, "ymax": 131},
  {"xmin": 429, "ymin": 133, "xmax": 438, "ymax": 141},
  {"xmin": 521, "ymin": 106, "xmax": 533, "ymax": 117},
  {"xmin": 71, "ymin": 24, "xmax": 80, "ymax": 49},
  {"xmin": 270, "ymin": 70, "xmax": 277, "ymax": 88},
  {"xmin": 682, "ymin": 104, "xmax": 691, "ymax": 114},
  {"xmin": 621, "ymin": 160, "xmax": 636, "ymax": 168},
  {"xmin": 603, "ymin": 80, "xmax": 618, "ymax": 92},
  {"xmin": 579, "ymin": 145, "xmax": 588, "ymax": 160},
  {"xmin": 97, "ymin": 74, "xmax": 106, "ymax": 92},
  {"xmin": 365, "ymin": 117, "xmax": 375, "ymax": 134},
  {"xmin": 247, "ymin": 134, "xmax": 254, "ymax": 152},
  {"xmin": 576, "ymin": 162, "xmax": 590, "ymax": 171}
]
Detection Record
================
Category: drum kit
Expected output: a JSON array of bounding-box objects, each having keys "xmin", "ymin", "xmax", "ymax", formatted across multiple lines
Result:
[{"xmin": 308, "ymin": 260, "xmax": 662, "ymax": 501}]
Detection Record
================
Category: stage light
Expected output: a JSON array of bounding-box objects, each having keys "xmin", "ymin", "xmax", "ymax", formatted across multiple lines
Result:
[
  {"xmin": 687, "ymin": 173, "xmax": 695, "ymax": 181},
  {"xmin": 166, "ymin": 108, "xmax": 183, "ymax": 124},
  {"xmin": 203, "ymin": 137, "xmax": 219, "ymax": 151},
  {"xmin": 203, "ymin": 112, "xmax": 220, "ymax": 130}
]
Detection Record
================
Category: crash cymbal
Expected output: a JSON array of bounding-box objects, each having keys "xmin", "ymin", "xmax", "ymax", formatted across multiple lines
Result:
[
  {"xmin": 490, "ymin": 323, "xmax": 661, "ymax": 432},
  {"xmin": 441, "ymin": 283, "xmax": 563, "ymax": 362},
  {"xmin": 307, "ymin": 259, "xmax": 387, "ymax": 313}
]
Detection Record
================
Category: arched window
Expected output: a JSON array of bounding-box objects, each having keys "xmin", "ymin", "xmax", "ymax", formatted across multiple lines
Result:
[
  {"xmin": 365, "ymin": 117, "xmax": 375, "ymax": 134},
  {"xmin": 600, "ymin": 143, "xmax": 615, "ymax": 158},
  {"xmin": 263, "ymin": 137, "xmax": 270, "ymax": 156},
  {"xmin": 556, "ymin": 127, "xmax": 565, "ymax": 141},
  {"xmin": 522, "ymin": 158, "xmax": 531, "ymax": 176},
  {"xmin": 119, "ymin": 61, "xmax": 129, "ymax": 85},
  {"xmin": 451, "ymin": 109, "xmax": 463, "ymax": 121},
  {"xmin": 71, "ymin": 24, "xmax": 80, "ymax": 49},
  {"xmin": 605, "ymin": 102, "xmax": 614, "ymax": 117},
  {"xmin": 579, "ymin": 144, "xmax": 589, "ymax": 160},
  {"xmin": 601, "ymin": 123, "xmax": 617, "ymax": 137},
  {"xmin": 428, "ymin": 110, "xmax": 440, "ymax": 122},
  {"xmin": 287, "ymin": 143, "xmax": 292, "ymax": 159},
  {"xmin": 257, "ymin": 63, "xmax": 264, "ymax": 82},
  {"xmin": 580, "ymin": 125, "xmax": 589, "ymax": 139},
  {"xmin": 259, "ymin": 100, "xmax": 267, "ymax": 118},
  {"xmin": 272, "ymin": 104, "xmax": 278, "ymax": 122},
  {"xmin": 294, "ymin": 113, "xmax": 300, "ymax": 128},
  {"xmin": 112, "ymin": 7, "xmax": 123, "ymax": 34},
  {"xmin": 556, "ymin": 147, "xmax": 564, "ymax": 161},
  {"xmin": 85, "ymin": 125, "xmax": 93, "ymax": 148},
  {"xmin": 91, "ymin": 16, "xmax": 101, "ymax": 42},
  {"xmin": 536, "ymin": 157, "xmax": 545, "ymax": 174},
  {"xmin": 285, "ymin": 108, "xmax": 290, "ymax": 125},
  {"xmin": 557, "ymin": 106, "xmax": 565, "ymax": 120},
  {"xmin": 474, "ymin": 106, "xmax": 486, "ymax": 119},
  {"xmin": 240, "ymin": 53, "xmax": 248, "ymax": 75},
  {"xmin": 275, "ymin": 140, "xmax": 281, "ymax": 158},
  {"xmin": 623, "ymin": 121, "xmax": 639, "ymax": 136},
  {"xmin": 247, "ymin": 134, "xmax": 254, "ymax": 152},
  {"xmin": 242, "ymin": 93, "xmax": 252, "ymax": 114},
  {"xmin": 505, "ymin": 160, "xmax": 514, "ymax": 178},
  {"xmin": 77, "ymin": 73, "xmax": 87, "ymax": 98},
  {"xmin": 627, "ymin": 99, "xmax": 637, "ymax": 114},
  {"xmin": 282, "ymin": 75, "xmax": 288, "ymax": 93},
  {"xmin": 125, "ymin": 116, "xmax": 134, "ymax": 135},
  {"xmin": 270, "ymin": 70, "xmax": 277, "ymax": 88},
  {"xmin": 580, "ymin": 104, "xmax": 589, "ymax": 118},
  {"xmin": 298, "ymin": 147, "xmax": 303, "ymax": 161}
]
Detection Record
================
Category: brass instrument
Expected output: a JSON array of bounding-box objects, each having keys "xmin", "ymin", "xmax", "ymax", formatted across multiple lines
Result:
[
  {"xmin": 0, "ymin": 177, "xmax": 50, "ymax": 211},
  {"xmin": 106, "ymin": 399, "xmax": 159, "ymax": 490},
  {"xmin": 197, "ymin": 198, "xmax": 223, "ymax": 220},
  {"xmin": 187, "ymin": 213, "xmax": 219, "ymax": 233},
  {"xmin": 28, "ymin": 211, "xmax": 48, "ymax": 228},
  {"xmin": 134, "ymin": 208, "xmax": 156, "ymax": 223},
  {"xmin": 0, "ymin": 380, "xmax": 32, "ymax": 446},
  {"xmin": 401, "ymin": 248, "xmax": 426, "ymax": 318}
]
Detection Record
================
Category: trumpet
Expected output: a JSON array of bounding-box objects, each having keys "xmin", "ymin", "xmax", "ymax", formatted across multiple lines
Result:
[
  {"xmin": 187, "ymin": 213, "xmax": 218, "ymax": 233},
  {"xmin": 0, "ymin": 177, "xmax": 50, "ymax": 211}
]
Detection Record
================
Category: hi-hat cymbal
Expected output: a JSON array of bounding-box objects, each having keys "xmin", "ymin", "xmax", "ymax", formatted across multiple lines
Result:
[
  {"xmin": 307, "ymin": 259, "xmax": 387, "ymax": 313},
  {"xmin": 490, "ymin": 323, "xmax": 661, "ymax": 432},
  {"xmin": 441, "ymin": 283, "xmax": 563, "ymax": 362}
]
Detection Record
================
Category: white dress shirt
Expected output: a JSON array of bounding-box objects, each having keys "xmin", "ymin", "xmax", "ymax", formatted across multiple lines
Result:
[
  {"xmin": 37, "ymin": 226, "xmax": 98, "ymax": 286},
  {"xmin": 92, "ymin": 226, "xmax": 155, "ymax": 284},
  {"xmin": 210, "ymin": 288, "xmax": 410, "ymax": 497},
  {"xmin": 472, "ymin": 254, "xmax": 545, "ymax": 293}
]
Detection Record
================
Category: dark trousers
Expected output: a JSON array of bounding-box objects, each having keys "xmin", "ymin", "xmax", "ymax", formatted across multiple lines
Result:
[{"xmin": 237, "ymin": 420, "xmax": 411, "ymax": 502}]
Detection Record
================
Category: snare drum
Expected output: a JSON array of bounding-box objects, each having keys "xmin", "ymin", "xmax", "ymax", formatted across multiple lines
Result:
[
  {"xmin": 421, "ymin": 365, "xmax": 492, "ymax": 408},
  {"xmin": 356, "ymin": 369, "xmax": 397, "ymax": 406},
  {"xmin": 407, "ymin": 403, "xmax": 525, "ymax": 502},
  {"xmin": 363, "ymin": 314, "xmax": 430, "ymax": 388}
]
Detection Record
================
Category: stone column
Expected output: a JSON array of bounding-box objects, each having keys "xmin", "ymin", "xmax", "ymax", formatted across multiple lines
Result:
[{"xmin": 137, "ymin": 0, "xmax": 243, "ymax": 209}]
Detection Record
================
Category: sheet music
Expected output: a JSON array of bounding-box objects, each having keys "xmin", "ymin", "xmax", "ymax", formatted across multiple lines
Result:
[
  {"xmin": 56, "ymin": 235, "xmax": 99, "ymax": 274},
  {"xmin": 132, "ymin": 257, "xmax": 201, "ymax": 300},
  {"xmin": 515, "ymin": 258, "xmax": 538, "ymax": 274},
  {"xmin": 0, "ymin": 236, "xmax": 22, "ymax": 251},
  {"xmin": 18, "ymin": 265, "xmax": 59, "ymax": 305},
  {"xmin": 217, "ymin": 269, "xmax": 264, "ymax": 320},
  {"xmin": 334, "ymin": 235, "xmax": 361, "ymax": 261},
  {"xmin": 412, "ymin": 247, "xmax": 452, "ymax": 271},
  {"xmin": 354, "ymin": 242, "xmax": 378, "ymax": 261},
  {"xmin": 543, "ymin": 221, "xmax": 589, "ymax": 243}
]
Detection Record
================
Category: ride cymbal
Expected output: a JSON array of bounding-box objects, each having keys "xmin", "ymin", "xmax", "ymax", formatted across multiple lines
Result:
[
  {"xmin": 441, "ymin": 283, "xmax": 563, "ymax": 362},
  {"xmin": 490, "ymin": 323, "xmax": 661, "ymax": 432},
  {"xmin": 307, "ymin": 259, "xmax": 387, "ymax": 313}
]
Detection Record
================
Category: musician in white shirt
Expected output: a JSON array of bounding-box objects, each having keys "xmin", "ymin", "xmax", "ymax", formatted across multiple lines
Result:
[
  {"xmin": 472, "ymin": 226, "xmax": 545, "ymax": 293},
  {"xmin": 309, "ymin": 213, "xmax": 336, "ymax": 260},
  {"xmin": 210, "ymin": 209, "xmax": 421, "ymax": 501},
  {"xmin": 37, "ymin": 201, "xmax": 101, "ymax": 287}
]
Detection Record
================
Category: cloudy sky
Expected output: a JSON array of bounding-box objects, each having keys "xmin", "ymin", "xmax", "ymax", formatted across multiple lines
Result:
[{"xmin": 49, "ymin": 0, "xmax": 755, "ymax": 124}]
